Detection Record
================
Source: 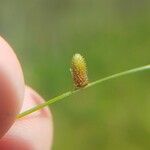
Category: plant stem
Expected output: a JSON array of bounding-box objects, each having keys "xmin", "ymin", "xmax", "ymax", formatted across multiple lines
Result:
[{"xmin": 17, "ymin": 64, "xmax": 150, "ymax": 119}]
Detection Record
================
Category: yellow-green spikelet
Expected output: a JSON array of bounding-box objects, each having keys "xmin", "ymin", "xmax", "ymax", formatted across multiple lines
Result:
[{"xmin": 71, "ymin": 54, "xmax": 88, "ymax": 88}]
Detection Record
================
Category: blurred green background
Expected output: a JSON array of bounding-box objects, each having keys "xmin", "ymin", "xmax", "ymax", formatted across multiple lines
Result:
[{"xmin": 0, "ymin": 0, "xmax": 150, "ymax": 149}]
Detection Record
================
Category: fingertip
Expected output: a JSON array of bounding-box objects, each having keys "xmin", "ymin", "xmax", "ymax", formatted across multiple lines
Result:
[{"xmin": 0, "ymin": 36, "xmax": 25, "ymax": 138}]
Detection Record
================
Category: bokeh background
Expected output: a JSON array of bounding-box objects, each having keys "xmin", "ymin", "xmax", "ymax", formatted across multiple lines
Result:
[{"xmin": 0, "ymin": 0, "xmax": 150, "ymax": 149}]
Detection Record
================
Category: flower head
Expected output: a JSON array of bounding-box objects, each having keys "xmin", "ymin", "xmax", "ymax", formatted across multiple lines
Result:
[{"xmin": 71, "ymin": 53, "xmax": 88, "ymax": 88}]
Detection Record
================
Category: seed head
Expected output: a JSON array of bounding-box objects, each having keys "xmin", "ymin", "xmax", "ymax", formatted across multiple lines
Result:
[{"xmin": 71, "ymin": 53, "xmax": 88, "ymax": 88}]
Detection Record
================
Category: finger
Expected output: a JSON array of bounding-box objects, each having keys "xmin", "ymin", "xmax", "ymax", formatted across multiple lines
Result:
[
  {"xmin": 0, "ymin": 36, "xmax": 25, "ymax": 138},
  {"xmin": 0, "ymin": 86, "xmax": 53, "ymax": 150}
]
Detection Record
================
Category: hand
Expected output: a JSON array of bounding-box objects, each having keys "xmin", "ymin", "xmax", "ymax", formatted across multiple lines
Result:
[{"xmin": 0, "ymin": 36, "xmax": 53, "ymax": 149}]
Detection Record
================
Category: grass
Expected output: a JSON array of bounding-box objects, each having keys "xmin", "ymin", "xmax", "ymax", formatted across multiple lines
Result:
[{"xmin": 17, "ymin": 64, "xmax": 150, "ymax": 119}]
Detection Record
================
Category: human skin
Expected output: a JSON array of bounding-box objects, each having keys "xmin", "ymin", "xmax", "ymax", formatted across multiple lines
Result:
[{"xmin": 0, "ymin": 36, "xmax": 53, "ymax": 149}]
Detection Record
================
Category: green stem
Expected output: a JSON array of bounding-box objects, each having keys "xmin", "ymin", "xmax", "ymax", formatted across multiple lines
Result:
[{"xmin": 17, "ymin": 64, "xmax": 150, "ymax": 119}]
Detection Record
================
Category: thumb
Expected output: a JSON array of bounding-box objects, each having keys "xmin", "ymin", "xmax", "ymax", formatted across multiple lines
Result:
[{"xmin": 0, "ymin": 36, "xmax": 25, "ymax": 138}]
